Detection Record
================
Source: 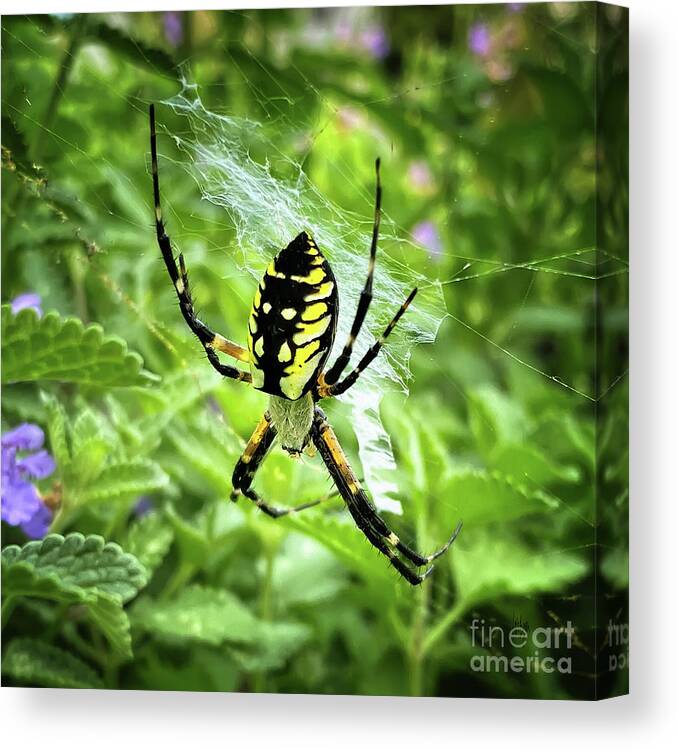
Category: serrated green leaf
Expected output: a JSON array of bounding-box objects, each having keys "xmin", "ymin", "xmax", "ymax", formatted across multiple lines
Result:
[
  {"xmin": 42, "ymin": 392, "xmax": 70, "ymax": 466},
  {"xmin": 1, "ymin": 114, "xmax": 36, "ymax": 177},
  {"xmin": 85, "ymin": 22, "xmax": 177, "ymax": 76},
  {"xmin": 283, "ymin": 511, "xmax": 396, "ymax": 593},
  {"xmin": 2, "ymin": 534, "xmax": 148, "ymax": 659},
  {"xmin": 272, "ymin": 535, "xmax": 347, "ymax": 608},
  {"xmin": 2, "ymin": 533, "xmax": 147, "ymax": 602},
  {"xmin": 436, "ymin": 469, "xmax": 557, "ymax": 528},
  {"xmin": 229, "ymin": 621, "xmax": 311, "ymax": 672},
  {"xmin": 1, "ymin": 305, "xmax": 158, "ymax": 386},
  {"xmin": 165, "ymin": 504, "xmax": 210, "ymax": 567},
  {"xmin": 124, "ymin": 512, "xmax": 174, "ymax": 574},
  {"xmin": 467, "ymin": 385, "xmax": 528, "ymax": 456},
  {"xmin": 132, "ymin": 585, "xmax": 255, "ymax": 646},
  {"xmin": 452, "ymin": 530, "xmax": 588, "ymax": 607},
  {"xmin": 488, "ymin": 442, "xmax": 581, "ymax": 486},
  {"xmin": 2, "ymin": 638, "xmax": 104, "ymax": 689},
  {"xmin": 78, "ymin": 460, "xmax": 169, "ymax": 506},
  {"xmin": 132, "ymin": 584, "xmax": 311, "ymax": 671},
  {"xmin": 68, "ymin": 437, "xmax": 110, "ymax": 488}
]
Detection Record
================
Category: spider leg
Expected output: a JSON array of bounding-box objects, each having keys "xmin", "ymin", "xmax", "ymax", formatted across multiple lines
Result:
[
  {"xmin": 231, "ymin": 414, "xmax": 326, "ymax": 518},
  {"xmin": 311, "ymin": 408, "xmax": 451, "ymax": 585},
  {"xmin": 149, "ymin": 104, "xmax": 250, "ymax": 383},
  {"xmin": 326, "ymin": 287, "xmax": 418, "ymax": 397},
  {"xmin": 323, "ymin": 158, "xmax": 382, "ymax": 387}
]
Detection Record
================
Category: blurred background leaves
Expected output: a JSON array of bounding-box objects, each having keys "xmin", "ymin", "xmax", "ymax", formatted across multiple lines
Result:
[{"xmin": 1, "ymin": 3, "xmax": 627, "ymax": 699}]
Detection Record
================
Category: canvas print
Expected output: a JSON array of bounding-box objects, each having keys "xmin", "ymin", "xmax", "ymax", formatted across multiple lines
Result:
[{"xmin": 1, "ymin": 2, "xmax": 628, "ymax": 699}]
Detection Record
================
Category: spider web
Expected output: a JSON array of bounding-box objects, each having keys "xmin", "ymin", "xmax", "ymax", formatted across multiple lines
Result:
[{"xmin": 161, "ymin": 78, "xmax": 445, "ymax": 513}]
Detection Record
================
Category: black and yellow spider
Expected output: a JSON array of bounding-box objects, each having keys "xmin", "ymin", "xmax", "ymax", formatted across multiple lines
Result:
[{"xmin": 149, "ymin": 104, "xmax": 461, "ymax": 584}]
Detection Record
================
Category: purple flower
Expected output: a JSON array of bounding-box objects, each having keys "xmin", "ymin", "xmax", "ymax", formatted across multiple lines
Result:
[
  {"xmin": 163, "ymin": 11, "xmax": 183, "ymax": 48},
  {"xmin": 507, "ymin": 3, "xmax": 525, "ymax": 11},
  {"xmin": 2, "ymin": 423, "xmax": 56, "ymax": 538},
  {"xmin": 133, "ymin": 496, "xmax": 154, "ymax": 518},
  {"xmin": 412, "ymin": 220, "xmax": 444, "ymax": 258},
  {"xmin": 408, "ymin": 160, "xmax": 434, "ymax": 191},
  {"xmin": 469, "ymin": 23, "xmax": 491, "ymax": 57},
  {"xmin": 361, "ymin": 25, "xmax": 389, "ymax": 59},
  {"xmin": 11, "ymin": 292, "xmax": 42, "ymax": 317}
]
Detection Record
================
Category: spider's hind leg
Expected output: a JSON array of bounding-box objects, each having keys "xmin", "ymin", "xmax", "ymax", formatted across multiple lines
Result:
[
  {"xmin": 231, "ymin": 415, "xmax": 325, "ymax": 518},
  {"xmin": 311, "ymin": 408, "xmax": 460, "ymax": 585}
]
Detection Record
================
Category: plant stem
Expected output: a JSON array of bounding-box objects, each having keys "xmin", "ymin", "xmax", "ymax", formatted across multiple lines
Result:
[
  {"xmin": 422, "ymin": 600, "xmax": 466, "ymax": 657},
  {"xmin": 161, "ymin": 559, "xmax": 195, "ymax": 601},
  {"xmin": 34, "ymin": 16, "xmax": 86, "ymax": 160},
  {"xmin": 1, "ymin": 596, "xmax": 18, "ymax": 629},
  {"xmin": 253, "ymin": 548, "xmax": 275, "ymax": 693},
  {"xmin": 408, "ymin": 584, "xmax": 429, "ymax": 696}
]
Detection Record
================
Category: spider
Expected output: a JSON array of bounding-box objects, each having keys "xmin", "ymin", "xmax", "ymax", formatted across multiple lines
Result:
[{"xmin": 149, "ymin": 104, "xmax": 461, "ymax": 584}]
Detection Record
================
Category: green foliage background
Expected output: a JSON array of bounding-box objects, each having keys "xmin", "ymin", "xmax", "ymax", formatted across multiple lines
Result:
[{"xmin": 1, "ymin": 4, "xmax": 628, "ymax": 699}]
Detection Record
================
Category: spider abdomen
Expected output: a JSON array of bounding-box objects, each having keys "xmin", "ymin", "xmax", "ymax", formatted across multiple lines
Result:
[{"xmin": 248, "ymin": 231, "xmax": 338, "ymax": 400}]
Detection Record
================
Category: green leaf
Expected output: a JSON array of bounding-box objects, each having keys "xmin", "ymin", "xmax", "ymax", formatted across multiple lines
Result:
[
  {"xmin": 488, "ymin": 443, "xmax": 581, "ymax": 486},
  {"xmin": 601, "ymin": 545, "xmax": 628, "ymax": 589},
  {"xmin": 42, "ymin": 392, "xmax": 70, "ymax": 466},
  {"xmin": 2, "ymin": 638, "xmax": 104, "ymax": 689},
  {"xmin": 132, "ymin": 585, "xmax": 258, "ymax": 646},
  {"xmin": 2, "ymin": 534, "xmax": 148, "ymax": 659},
  {"xmin": 1, "ymin": 305, "xmax": 158, "ymax": 387},
  {"xmin": 436, "ymin": 469, "xmax": 557, "ymax": 528},
  {"xmin": 124, "ymin": 512, "xmax": 174, "ymax": 574},
  {"xmin": 1, "ymin": 114, "xmax": 37, "ymax": 177},
  {"xmin": 283, "ymin": 511, "xmax": 395, "ymax": 591},
  {"xmin": 452, "ymin": 530, "xmax": 588, "ymax": 607},
  {"xmin": 2, "ymin": 533, "xmax": 147, "ymax": 601},
  {"xmin": 78, "ymin": 460, "xmax": 169, "ymax": 506},
  {"xmin": 134, "ymin": 647, "xmax": 239, "ymax": 693},
  {"xmin": 165, "ymin": 505, "xmax": 210, "ymax": 567},
  {"xmin": 231, "ymin": 621, "xmax": 311, "ymax": 672},
  {"xmin": 85, "ymin": 22, "xmax": 177, "ymax": 76},
  {"xmin": 272, "ymin": 535, "xmax": 347, "ymax": 608},
  {"xmin": 466, "ymin": 385, "xmax": 528, "ymax": 456},
  {"xmin": 132, "ymin": 584, "xmax": 311, "ymax": 670}
]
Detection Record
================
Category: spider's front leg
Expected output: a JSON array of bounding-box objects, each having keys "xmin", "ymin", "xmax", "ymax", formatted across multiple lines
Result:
[
  {"xmin": 311, "ymin": 408, "xmax": 462, "ymax": 585},
  {"xmin": 231, "ymin": 414, "xmax": 325, "ymax": 518},
  {"xmin": 149, "ymin": 104, "xmax": 250, "ymax": 383}
]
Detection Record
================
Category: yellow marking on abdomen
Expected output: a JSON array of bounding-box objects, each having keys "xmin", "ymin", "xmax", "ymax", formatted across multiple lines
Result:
[
  {"xmin": 281, "ymin": 308, "xmax": 297, "ymax": 320},
  {"xmin": 265, "ymin": 261, "xmax": 287, "ymax": 280},
  {"xmin": 293, "ymin": 315, "xmax": 331, "ymax": 345},
  {"xmin": 278, "ymin": 341, "xmax": 293, "ymax": 363},
  {"xmin": 305, "ymin": 281, "xmax": 334, "ymax": 302},
  {"xmin": 301, "ymin": 302, "xmax": 328, "ymax": 321},
  {"xmin": 290, "ymin": 267, "xmax": 326, "ymax": 285},
  {"xmin": 279, "ymin": 348, "xmax": 325, "ymax": 399},
  {"xmin": 294, "ymin": 338, "xmax": 320, "ymax": 363}
]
